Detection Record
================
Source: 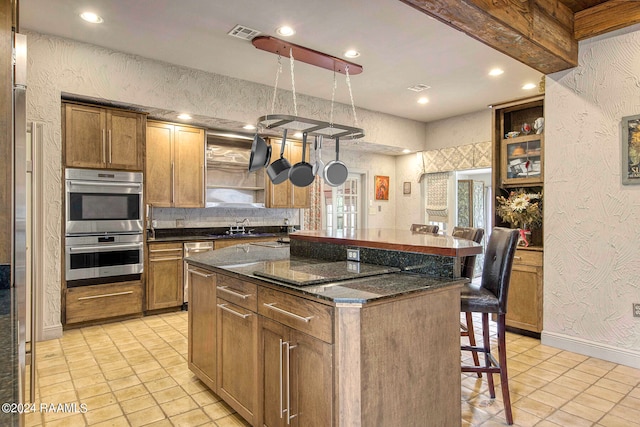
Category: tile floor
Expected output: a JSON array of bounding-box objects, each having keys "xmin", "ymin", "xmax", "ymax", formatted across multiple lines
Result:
[{"xmin": 25, "ymin": 311, "xmax": 640, "ymax": 427}]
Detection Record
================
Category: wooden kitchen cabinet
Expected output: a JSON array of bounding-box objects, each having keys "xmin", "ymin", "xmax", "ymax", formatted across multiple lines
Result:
[
  {"xmin": 65, "ymin": 280, "xmax": 143, "ymax": 325},
  {"xmin": 505, "ymin": 248, "xmax": 543, "ymax": 333},
  {"xmin": 146, "ymin": 121, "xmax": 205, "ymax": 207},
  {"xmin": 265, "ymin": 138, "xmax": 310, "ymax": 209},
  {"xmin": 146, "ymin": 242, "xmax": 183, "ymax": 310},
  {"xmin": 63, "ymin": 102, "xmax": 145, "ymax": 171},
  {"xmin": 188, "ymin": 265, "xmax": 217, "ymax": 391}
]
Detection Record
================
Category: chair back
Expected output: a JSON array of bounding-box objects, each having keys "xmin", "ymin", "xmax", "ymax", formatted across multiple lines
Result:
[
  {"xmin": 410, "ymin": 224, "xmax": 439, "ymax": 234},
  {"xmin": 480, "ymin": 227, "xmax": 520, "ymax": 313},
  {"xmin": 452, "ymin": 226, "xmax": 485, "ymax": 279}
]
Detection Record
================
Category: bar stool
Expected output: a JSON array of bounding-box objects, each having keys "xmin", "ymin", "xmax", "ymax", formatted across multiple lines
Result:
[
  {"xmin": 452, "ymin": 226, "xmax": 485, "ymax": 373},
  {"xmin": 460, "ymin": 227, "xmax": 519, "ymax": 425},
  {"xmin": 410, "ymin": 223, "xmax": 439, "ymax": 234}
]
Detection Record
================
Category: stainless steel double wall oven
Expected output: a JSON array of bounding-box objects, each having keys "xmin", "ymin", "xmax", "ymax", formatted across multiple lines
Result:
[{"xmin": 64, "ymin": 168, "xmax": 144, "ymax": 285}]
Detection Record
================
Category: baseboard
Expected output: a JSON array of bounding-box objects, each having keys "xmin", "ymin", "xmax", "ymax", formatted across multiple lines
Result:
[
  {"xmin": 41, "ymin": 323, "xmax": 63, "ymax": 341},
  {"xmin": 541, "ymin": 331, "xmax": 640, "ymax": 369}
]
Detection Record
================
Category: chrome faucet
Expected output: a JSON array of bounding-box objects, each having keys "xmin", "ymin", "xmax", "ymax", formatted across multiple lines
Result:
[{"xmin": 229, "ymin": 218, "xmax": 250, "ymax": 234}]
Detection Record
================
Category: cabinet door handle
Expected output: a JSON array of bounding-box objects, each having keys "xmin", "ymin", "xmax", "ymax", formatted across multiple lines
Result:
[
  {"xmin": 188, "ymin": 268, "xmax": 214, "ymax": 278},
  {"xmin": 217, "ymin": 303, "xmax": 251, "ymax": 319},
  {"xmin": 171, "ymin": 162, "xmax": 175, "ymax": 204},
  {"xmin": 102, "ymin": 129, "xmax": 106, "ymax": 163},
  {"xmin": 513, "ymin": 256, "xmax": 522, "ymax": 260},
  {"xmin": 279, "ymin": 339, "xmax": 285, "ymax": 419},
  {"xmin": 108, "ymin": 129, "xmax": 112, "ymax": 163},
  {"xmin": 287, "ymin": 343, "xmax": 297, "ymax": 424},
  {"xmin": 263, "ymin": 303, "xmax": 313, "ymax": 323},
  {"xmin": 149, "ymin": 257, "xmax": 182, "ymax": 262},
  {"xmin": 78, "ymin": 290, "xmax": 133, "ymax": 300},
  {"xmin": 217, "ymin": 286, "xmax": 251, "ymax": 300}
]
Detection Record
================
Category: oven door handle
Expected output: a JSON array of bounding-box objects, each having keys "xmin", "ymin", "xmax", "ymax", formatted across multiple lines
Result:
[
  {"xmin": 68, "ymin": 180, "xmax": 143, "ymax": 189},
  {"xmin": 68, "ymin": 243, "xmax": 143, "ymax": 252}
]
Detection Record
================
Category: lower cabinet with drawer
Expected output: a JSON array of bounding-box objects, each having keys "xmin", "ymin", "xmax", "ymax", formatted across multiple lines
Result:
[
  {"xmin": 65, "ymin": 280, "xmax": 143, "ymax": 325},
  {"xmin": 505, "ymin": 247, "xmax": 543, "ymax": 333},
  {"xmin": 147, "ymin": 242, "xmax": 184, "ymax": 310}
]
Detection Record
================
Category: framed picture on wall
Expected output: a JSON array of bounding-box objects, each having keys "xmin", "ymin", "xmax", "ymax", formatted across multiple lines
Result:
[
  {"xmin": 375, "ymin": 175, "xmax": 389, "ymax": 200},
  {"xmin": 622, "ymin": 114, "xmax": 640, "ymax": 185},
  {"xmin": 403, "ymin": 182, "xmax": 411, "ymax": 195}
]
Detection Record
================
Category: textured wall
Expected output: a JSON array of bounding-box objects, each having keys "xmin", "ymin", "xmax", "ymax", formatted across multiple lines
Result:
[
  {"xmin": 424, "ymin": 109, "xmax": 492, "ymax": 150},
  {"xmin": 545, "ymin": 25, "xmax": 640, "ymax": 362},
  {"xmin": 26, "ymin": 32, "xmax": 424, "ymax": 336}
]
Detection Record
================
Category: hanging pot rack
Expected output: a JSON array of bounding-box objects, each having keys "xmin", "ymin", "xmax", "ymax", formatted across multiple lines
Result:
[
  {"xmin": 252, "ymin": 36, "xmax": 365, "ymax": 141},
  {"xmin": 252, "ymin": 36, "xmax": 363, "ymax": 75}
]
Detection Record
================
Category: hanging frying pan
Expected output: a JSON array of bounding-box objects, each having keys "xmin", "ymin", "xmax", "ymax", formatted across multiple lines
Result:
[
  {"xmin": 266, "ymin": 129, "xmax": 291, "ymax": 184},
  {"xmin": 312, "ymin": 135, "xmax": 325, "ymax": 176},
  {"xmin": 323, "ymin": 137, "xmax": 348, "ymax": 187},
  {"xmin": 288, "ymin": 132, "xmax": 315, "ymax": 187},
  {"xmin": 248, "ymin": 133, "xmax": 272, "ymax": 172}
]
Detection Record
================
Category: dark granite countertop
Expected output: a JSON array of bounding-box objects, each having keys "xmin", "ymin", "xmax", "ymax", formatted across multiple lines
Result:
[
  {"xmin": 146, "ymin": 227, "xmax": 288, "ymax": 243},
  {"xmin": 185, "ymin": 244, "xmax": 465, "ymax": 304}
]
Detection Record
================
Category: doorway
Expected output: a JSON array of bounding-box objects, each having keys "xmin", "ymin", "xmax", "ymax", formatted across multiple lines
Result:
[{"xmin": 322, "ymin": 173, "xmax": 363, "ymax": 232}]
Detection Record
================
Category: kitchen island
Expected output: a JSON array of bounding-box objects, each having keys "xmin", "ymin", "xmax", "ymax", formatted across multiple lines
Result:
[{"xmin": 185, "ymin": 231, "xmax": 479, "ymax": 427}]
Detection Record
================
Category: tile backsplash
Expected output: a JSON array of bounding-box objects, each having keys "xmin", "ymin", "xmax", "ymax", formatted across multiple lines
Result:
[{"xmin": 149, "ymin": 207, "xmax": 302, "ymax": 229}]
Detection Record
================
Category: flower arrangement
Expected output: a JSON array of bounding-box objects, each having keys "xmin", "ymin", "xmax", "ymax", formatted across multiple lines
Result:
[{"xmin": 496, "ymin": 189, "xmax": 543, "ymax": 229}]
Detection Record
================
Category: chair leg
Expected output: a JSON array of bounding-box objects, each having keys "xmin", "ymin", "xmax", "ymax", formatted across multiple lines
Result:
[
  {"xmin": 465, "ymin": 312, "xmax": 482, "ymax": 377},
  {"xmin": 481, "ymin": 313, "xmax": 495, "ymax": 398},
  {"xmin": 497, "ymin": 314, "xmax": 513, "ymax": 425}
]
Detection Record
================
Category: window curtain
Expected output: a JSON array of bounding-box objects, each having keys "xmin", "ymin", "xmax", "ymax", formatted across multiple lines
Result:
[{"xmin": 424, "ymin": 172, "xmax": 450, "ymax": 222}]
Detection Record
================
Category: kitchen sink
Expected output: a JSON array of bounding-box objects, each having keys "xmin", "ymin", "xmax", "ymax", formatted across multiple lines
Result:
[{"xmin": 208, "ymin": 232, "xmax": 276, "ymax": 239}]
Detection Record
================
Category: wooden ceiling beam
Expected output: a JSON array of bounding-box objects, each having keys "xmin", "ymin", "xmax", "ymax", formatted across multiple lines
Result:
[
  {"xmin": 400, "ymin": 0, "xmax": 578, "ymax": 74},
  {"xmin": 574, "ymin": 0, "xmax": 640, "ymax": 40}
]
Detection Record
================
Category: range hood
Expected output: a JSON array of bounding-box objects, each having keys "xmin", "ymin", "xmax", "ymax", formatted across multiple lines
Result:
[{"xmin": 206, "ymin": 131, "xmax": 265, "ymax": 208}]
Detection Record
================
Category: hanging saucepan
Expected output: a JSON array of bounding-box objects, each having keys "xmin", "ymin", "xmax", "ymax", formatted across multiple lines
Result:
[
  {"xmin": 288, "ymin": 132, "xmax": 315, "ymax": 187},
  {"xmin": 266, "ymin": 129, "xmax": 291, "ymax": 184},
  {"xmin": 248, "ymin": 133, "xmax": 271, "ymax": 172},
  {"xmin": 312, "ymin": 135, "xmax": 325, "ymax": 176},
  {"xmin": 323, "ymin": 137, "xmax": 348, "ymax": 187}
]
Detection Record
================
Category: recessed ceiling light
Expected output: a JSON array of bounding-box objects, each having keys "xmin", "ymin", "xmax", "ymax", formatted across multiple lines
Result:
[
  {"xmin": 177, "ymin": 113, "xmax": 192, "ymax": 120},
  {"xmin": 522, "ymin": 83, "xmax": 537, "ymax": 90},
  {"xmin": 344, "ymin": 50, "xmax": 360, "ymax": 58},
  {"xmin": 243, "ymin": 124, "xmax": 256, "ymax": 130},
  {"xmin": 489, "ymin": 68, "xmax": 504, "ymax": 76},
  {"xmin": 402, "ymin": 149, "xmax": 411, "ymax": 154},
  {"xmin": 276, "ymin": 26, "xmax": 295, "ymax": 37},
  {"xmin": 293, "ymin": 132, "xmax": 303, "ymax": 138},
  {"xmin": 80, "ymin": 12, "xmax": 103, "ymax": 24},
  {"xmin": 417, "ymin": 97, "xmax": 429, "ymax": 105}
]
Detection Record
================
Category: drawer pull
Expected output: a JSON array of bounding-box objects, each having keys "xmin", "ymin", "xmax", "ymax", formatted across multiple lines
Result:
[
  {"xmin": 217, "ymin": 303, "xmax": 252, "ymax": 319},
  {"xmin": 150, "ymin": 257, "xmax": 183, "ymax": 262},
  {"xmin": 263, "ymin": 303, "xmax": 313, "ymax": 323},
  {"xmin": 188, "ymin": 269, "xmax": 214, "ymax": 278},
  {"xmin": 77, "ymin": 290, "xmax": 133, "ymax": 301},
  {"xmin": 149, "ymin": 248, "xmax": 183, "ymax": 253},
  {"xmin": 514, "ymin": 256, "xmax": 522, "ymax": 260},
  {"xmin": 217, "ymin": 286, "xmax": 251, "ymax": 300}
]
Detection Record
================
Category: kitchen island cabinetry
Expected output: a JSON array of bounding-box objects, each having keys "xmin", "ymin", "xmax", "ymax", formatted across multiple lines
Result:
[
  {"xmin": 186, "ymin": 241, "xmax": 465, "ymax": 427},
  {"xmin": 265, "ymin": 138, "xmax": 310, "ymax": 209},
  {"xmin": 63, "ymin": 102, "xmax": 145, "ymax": 171},
  {"xmin": 146, "ymin": 121, "xmax": 205, "ymax": 208},
  {"xmin": 187, "ymin": 265, "xmax": 217, "ymax": 391},
  {"xmin": 146, "ymin": 242, "xmax": 183, "ymax": 310}
]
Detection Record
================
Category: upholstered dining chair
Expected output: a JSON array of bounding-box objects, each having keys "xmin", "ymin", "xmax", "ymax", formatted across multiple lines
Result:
[
  {"xmin": 460, "ymin": 227, "xmax": 519, "ymax": 425},
  {"xmin": 410, "ymin": 223, "xmax": 439, "ymax": 234},
  {"xmin": 452, "ymin": 226, "xmax": 485, "ymax": 373}
]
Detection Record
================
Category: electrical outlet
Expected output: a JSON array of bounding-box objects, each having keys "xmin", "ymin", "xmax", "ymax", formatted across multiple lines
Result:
[
  {"xmin": 347, "ymin": 248, "xmax": 360, "ymax": 262},
  {"xmin": 176, "ymin": 218, "xmax": 185, "ymax": 228},
  {"xmin": 634, "ymin": 303, "xmax": 640, "ymax": 318}
]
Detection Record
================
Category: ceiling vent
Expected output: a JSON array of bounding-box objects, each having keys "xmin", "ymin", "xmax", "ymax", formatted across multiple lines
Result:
[
  {"xmin": 228, "ymin": 25, "xmax": 261, "ymax": 41},
  {"xmin": 407, "ymin": 84, "xmax": 431, "ymax": 92}
]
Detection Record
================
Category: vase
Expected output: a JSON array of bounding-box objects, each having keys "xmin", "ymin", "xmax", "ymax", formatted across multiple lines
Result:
[{"xmin": 517, "ymin": 226, "xmax": 531, "ymax": 247}]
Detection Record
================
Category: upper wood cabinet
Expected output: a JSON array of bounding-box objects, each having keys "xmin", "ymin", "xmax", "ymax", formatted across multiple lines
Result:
[
  {"xmin": 265, "ymin": 138, "xmax": 311, "ymax": 209},
  {"xmin": 146, "ymin": 121, "xmax": 205, "ymax": 208},
  {"xmin": 63, "ymin": 103, "xmax": 145, "ymax": 171}
]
